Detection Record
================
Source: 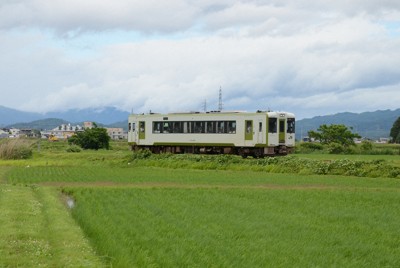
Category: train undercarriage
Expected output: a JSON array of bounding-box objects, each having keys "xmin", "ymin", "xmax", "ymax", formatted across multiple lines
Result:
[{"xmin": 131, "ymin": 144, "xmax": 293, "ymax": 158}]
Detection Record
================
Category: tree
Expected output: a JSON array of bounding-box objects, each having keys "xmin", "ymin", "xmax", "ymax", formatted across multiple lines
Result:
[
  {"xmin": 390, "ymin": 117, "xmax": 400, "ymax": 143},
  {"xmin": 308, "ymin": 124, "xmax": 361, "ymax": 147},
  {"xmin": 68, "ymin": 124, "xmax": 110, "ymax": 150}
]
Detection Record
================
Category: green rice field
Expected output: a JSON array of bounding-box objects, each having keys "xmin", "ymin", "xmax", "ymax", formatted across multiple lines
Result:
[{"xmin": 1, "ymin": 140, "xmax": 400, "ymax": 267}]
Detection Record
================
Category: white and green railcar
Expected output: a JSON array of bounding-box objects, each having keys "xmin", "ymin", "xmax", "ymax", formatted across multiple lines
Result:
[{"xmin": 128, "ymin": 111, "xmax": 295, "ymax": 157}]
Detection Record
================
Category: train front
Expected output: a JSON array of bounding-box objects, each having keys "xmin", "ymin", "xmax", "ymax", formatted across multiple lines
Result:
[{"xmin": 266, "ymin": 112, "xmax": 295, "ymax": 155}]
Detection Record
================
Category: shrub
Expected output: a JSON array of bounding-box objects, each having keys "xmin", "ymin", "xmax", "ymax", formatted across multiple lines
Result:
[
  {"xmin": 0, "ymin": 139, "xmax": 33, "ymax": 159},
  {"xmin": 66, "ymin": 145, "xmax": 82, "ymax": 153},
  {"xmin": 131, "ymin": 149, "xmax": 152, "ymax": 160},
  {"xmin": 327, "ymin": 142, "xmax": 345, "ymax": 154},
  {"xmin": 360, "ymin": 140, "xmax": 373, "ymax": 151},
  {"xmin": 296, "ymin": 142, "xmax": 324, "ymax": 153},
  {"xmin": 69, "ymin": 124, "xmax": 110, "ymax": 150}
]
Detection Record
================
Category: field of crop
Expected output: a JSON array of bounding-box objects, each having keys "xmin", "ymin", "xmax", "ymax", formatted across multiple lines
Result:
[
  {"xmin": 65, "ymin": 185, "xmax": 400, "ymax": 267},
  {"xmin": 1, "ymin": 140, "xmax": 400, "ymax": 267}
]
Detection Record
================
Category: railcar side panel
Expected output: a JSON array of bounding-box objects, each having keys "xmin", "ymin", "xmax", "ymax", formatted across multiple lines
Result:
[{"xmin": 128, "ymin": 111, "xmax": 295, "ymax": 156}]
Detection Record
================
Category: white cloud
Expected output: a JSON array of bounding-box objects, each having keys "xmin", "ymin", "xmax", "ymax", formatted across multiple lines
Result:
[
  {"xmin": 0, "ymin": 0, "xmax": 399, "ymax": 119},
  {"xmin": 0, "ymin": 0, "xmax": 200, "ymax": 33}
]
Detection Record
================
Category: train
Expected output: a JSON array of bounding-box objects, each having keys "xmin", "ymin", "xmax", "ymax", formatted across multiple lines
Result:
[{"xmin": 128, "ymin": 110, "xmax": 295, "ymax": 157}]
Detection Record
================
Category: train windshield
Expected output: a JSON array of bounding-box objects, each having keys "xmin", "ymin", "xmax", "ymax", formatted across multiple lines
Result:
[
  {"xmin": 287, "ymin": 118, "xmax": 295, "ymax": 133},
  {"xmin": 268, "ymin": 118, "xmax": 277, "ymax": 133}
]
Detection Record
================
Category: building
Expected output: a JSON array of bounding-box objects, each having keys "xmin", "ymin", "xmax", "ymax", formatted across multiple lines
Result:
[
  {"xmin": 106, "ymin": 128, "xmax": 126, "ymax": 140},
  {"xmin": 84, "ymin": 122, "xmax": 94, "ymax": 129},
  {"xmin": 41, "ymin": 123, "xmax": 84, "ymax": 140},
  {"xmin": 0, "ymin": 129, "xmax": 8, "ymax": 139},
  {"xmin": 9, "ymin": 128, "xmax": 20, "ymax": 138}
]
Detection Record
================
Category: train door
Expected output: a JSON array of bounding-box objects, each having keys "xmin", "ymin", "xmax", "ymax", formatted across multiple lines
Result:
[
  {"xmin": 286, "ymin": 118, "xmax": 295, "ymax": 147},
  {"xmin": 245, "ymin": 120, "xmax": 253, "ymax": 145},
  {"xmin": 128, "ymin": 121, "xmax": 138, "ymax": 144},
  {"xmin": 139, "ymin": 121, "xmax": 146, "ymax": 140},
  {"xmin": 279, "ymin": 119, "xmax": 285, "ymax": 143},
  {"xmin": 257, "ymin": 120, "xmax": 264, "ymax": 144}
]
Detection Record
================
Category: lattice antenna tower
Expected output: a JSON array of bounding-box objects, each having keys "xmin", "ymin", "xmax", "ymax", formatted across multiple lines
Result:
[
  {"xmin": 202, "ymin": 99, "xmax": 207, "ymax": 112},
  {"xmin": 218, "ymin": 86, "xmax": 223, "ymax": 111}
]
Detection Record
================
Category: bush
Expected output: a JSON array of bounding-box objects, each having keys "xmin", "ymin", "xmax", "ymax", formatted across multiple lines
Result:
[
  {"xmin": 296, "ymin": 142, "xmax": 324, "ymax": 153},
  {"xmin": 131, "ymin": 149, "xmax": 152, "ymax": 160},
  {"xmin": 69, "ymin": 124, "xmax": 110, "ymax": 150},
  {"xmin": 360, "ymin": 140, "xmax": 373, "ymax": 151},
  {"xmin": 327, "ymin": 142, "xmax": 345, "ymax": 154},
  {"xmin": 66, "ymin": 145, "xmax": 82, "ymax": 153},
  {"xmin": 0, "ymin": 139, "xmax": 33, "ymax": 159}
]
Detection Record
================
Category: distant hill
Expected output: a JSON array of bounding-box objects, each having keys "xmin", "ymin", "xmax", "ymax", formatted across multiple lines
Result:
[
  {"xmin": 7, "ymin": 118, "xmax": 70, "ymax": 130},
  {"xmin": 6, "ymin": 118, "xmax": 128, "ymax": 131},
  {"xmin": 296, "ymin": 109, "xmax": 400, "ymax": 140},
  {"xmin": 0, "ymin": 106, "xmax": 130, "ymax": 126},
  {"xmin": 0, "ymin": 105, "xmax": 43, "ymax": 126},
  {"xmin": 107, "ymin": 120, "xmax": 128, "ymax": 131},
  {"xmin": 45, "ymin": 107, "xmax": 129, "ymax": 125}
]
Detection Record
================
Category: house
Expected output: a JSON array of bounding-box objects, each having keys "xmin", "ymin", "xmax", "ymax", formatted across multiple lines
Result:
[
  {"xmin": 19, "ymin": 129, "xmax": 39, "ymax": 138},
  {"xmin": 375, "ymin": 138, "xmax": 389, "ymax": 144},
  {"xmin": 84, "ymin": 122, "xmax": 94, "ymax": 129},
  {"xmin": 0, "ymin": 129, "xmax": 8, "ymax": 139},
  {"xmin": 9, "ymin": 128, "xmax": 20, "ymax": 138},
  {"xmin": 106, "ymin": 128, "xmax": 126, "ymax": 140},
  {"xmin": 41, "ymin": 123, "xmax": 84, "ymax": 140}
]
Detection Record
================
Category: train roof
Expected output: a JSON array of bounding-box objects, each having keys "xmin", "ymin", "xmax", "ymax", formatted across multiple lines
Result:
[{"xmin": 130, "ymin": 110, "xmax": 295, "ymax": 117}]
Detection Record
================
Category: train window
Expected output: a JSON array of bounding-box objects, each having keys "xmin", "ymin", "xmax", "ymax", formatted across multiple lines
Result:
[
  {"xmin": 194, "ymin": 121, "xmax": 204, "ymax": 133},
  {"xmin": 227, "ymin": 121, "xmax": 236, "ymax": 133},
  {"xmin": 287, "ymin": 118, "xmax": 295, "ymax": 133},
  {"xmin": 268, "ymin": 118, "xmax": 277, "ymax": 133},
  {"xmin": 217, "ymin": 121, "xmax": 225, "ymax": 133},
  {"xmin": 163, "ymin": 122, "xmax": 171, "ymax": 133},
  {"xmin": 246, "ymin": 121, "xmax": 252, "ymax": 133},
  {"xmin": 153, "ymin": 122, "xmax": 162, "ymax": 133},
  {"xmin": 139, "ymin": 121, "xmax": 145, "ymax": 139},
  {"xmin": 206, "ymin": 121, "xmax": 214, "ymax": 133},
  {"xmin": 152, "ymin": 120, "xmax": 237, "ymax": 134},
  {"xmin": 172, "ymin": 122, "xmax": 183, "ymax": 133},
  {"xmin": 139, "ymin": 122, "xmax": 145, "ymax": 133}
]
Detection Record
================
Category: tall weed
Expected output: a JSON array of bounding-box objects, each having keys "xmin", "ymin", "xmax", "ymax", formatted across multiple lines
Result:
[{"xmin": 0, "ymin": 139, "xmax": 33, "ymax": 160}]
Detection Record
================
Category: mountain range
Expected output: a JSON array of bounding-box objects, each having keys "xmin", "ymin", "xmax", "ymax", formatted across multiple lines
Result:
[
  {"xmin": 296, "ymin": 109, "xmax": 400, "ymax": 140},
  {"xmin": 0, "ymin": 105, "xmax": 129, "ymax": 127},
  {"xmin": 1, "ymin": 105, "xmax": 399, "ymax": 139}
]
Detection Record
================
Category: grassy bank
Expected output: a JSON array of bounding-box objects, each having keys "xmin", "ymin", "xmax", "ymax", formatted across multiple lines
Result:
[{"xmin": 0, "ymin": 184, "xmax": 103, "ymax": 267}]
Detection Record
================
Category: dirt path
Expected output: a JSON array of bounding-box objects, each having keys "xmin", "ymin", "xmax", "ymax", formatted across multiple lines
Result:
[{"xmin": 39, "ymin": 181, "xmax": 400, "ymax": 192}]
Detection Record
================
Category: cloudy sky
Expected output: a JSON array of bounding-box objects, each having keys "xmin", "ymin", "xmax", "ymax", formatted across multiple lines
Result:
[{"xmin": 0, "ymin": 1, "xmax": 399, "ymax": 119}]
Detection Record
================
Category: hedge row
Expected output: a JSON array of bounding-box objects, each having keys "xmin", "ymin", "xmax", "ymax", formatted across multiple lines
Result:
[{"xmin": 130, "ymin": 150, "xmax": 400, "ymax": 179}]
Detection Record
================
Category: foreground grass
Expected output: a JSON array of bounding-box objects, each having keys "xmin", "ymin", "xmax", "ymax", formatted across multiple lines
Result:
[
  {"xmin": 67, "ymin": 186, "xmax": 400, "ymax": 267},
  {"xmin": 7, "ymin": 166, "xmax": 400, "ymax": 190},
  {"xmin": 7, "ymin": 164, "xmax": 400, "ymax": 267},
  {"xmin": 2, "ymin": 140, "xmax": 400, "ymax": 267},
  {"xmin": 0, "ymin": 184, "xmax": 104, "ymax": 267}
]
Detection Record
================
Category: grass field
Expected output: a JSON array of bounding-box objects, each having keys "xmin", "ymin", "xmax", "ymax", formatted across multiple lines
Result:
[
  {"xmin": 1, "ymin": 140, "xmax": 400, "ymax": 267},
  {"xmin": 68, "ymin": 187, "xmax": 400, "ymax": 267},
  {"xmin": 0, "ymin": 184, "xmax": 103, "ymax": 267}
]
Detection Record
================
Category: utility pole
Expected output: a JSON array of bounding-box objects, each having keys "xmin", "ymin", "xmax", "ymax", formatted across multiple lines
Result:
[{"xmin": 218, "ymin": 86, "xmax": 223, "ymax": 111}]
